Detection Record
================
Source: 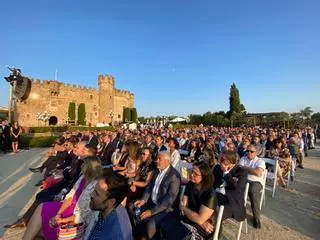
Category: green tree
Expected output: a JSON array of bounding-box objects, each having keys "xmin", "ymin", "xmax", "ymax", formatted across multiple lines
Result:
[
  {"xmin": 131, "ymin": 108, "xmax": 138, "ymax": 122},
  {"xmin": 311, "ymin": 112, "xmax": 320, "ymax": 124},
  {"xmin": 123, "ymin": 108, "xmax": 131, "ymax": 122},
  {"xmin": 229, "ymin": 83, "xmax": 242, "ymax": 116},
  {"xmin": 77, "ymin": 103, "xmax": 86, "ymax": 125},
  {"xmin": 189, "ymin": 114, "xmax": 203, "ymax": 125},
  {"xmin": 68, "ymin": 102, "xmax": 76, "ymax": 122},
  {"xmin": 299, "ymin": 107, "xmax": 313, "ymax": 122}
]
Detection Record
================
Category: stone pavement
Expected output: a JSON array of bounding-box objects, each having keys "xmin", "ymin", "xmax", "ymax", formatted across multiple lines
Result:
[{"xmin": 0, "ymin": 148, "xmax": 48, "ymax": 238}]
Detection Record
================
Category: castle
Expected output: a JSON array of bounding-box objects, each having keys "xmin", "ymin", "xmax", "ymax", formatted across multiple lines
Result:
[{"xmin": 14, "ymin": 74, "xmax": 134, "ymax": 127}]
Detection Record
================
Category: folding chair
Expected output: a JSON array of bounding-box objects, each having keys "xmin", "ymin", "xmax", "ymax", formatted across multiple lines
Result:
[
  {"xmin": 262, "ymin": 158, "xmax": 278, "ymax": 198},
  {"xmin": 224, "ymin": 182, "xmax": 250, "ymax": 240},
  {"xmin": 236, "ymin": 182, "xmax": 250, "ymax": 240},
  {"xmin": 213, "ymin": 205, "xmax": 224, "ymax": 240},
  {"xmin": 259, "ymin": 168, "xmax": 268, "ymax": 210}
]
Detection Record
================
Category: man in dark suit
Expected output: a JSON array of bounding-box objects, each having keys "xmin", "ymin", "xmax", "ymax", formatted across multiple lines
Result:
[
  {"xmin": 213, "ymin": 151, "xmax": 248, "ymax": 222},
  {"xmin": 134, "ymin": 152, "xmax": 181, "ymax": 239},
  {"xmin": 152, "ymin": 135, "xmax": 167, "ymax": 161},
  {"xmin": 87, "ymin": 131, "xmax": 99, "ymax": 150},
  {"xmin": 101, "ymin": 133, "xmax": 120, "ymax": 166},
  {"xmin": 1, "ymin": 120, "xmax": 11, "ymax": 153}
]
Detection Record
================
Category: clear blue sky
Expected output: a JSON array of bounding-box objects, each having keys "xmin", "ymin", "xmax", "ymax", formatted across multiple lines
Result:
[{"xmin": 0, "ymin": 0, "xmax": 319, "ymax": 117}]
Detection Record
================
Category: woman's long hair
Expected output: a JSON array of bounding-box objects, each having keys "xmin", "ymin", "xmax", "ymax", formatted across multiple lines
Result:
[{"xmin": 82, "ymin": 156, "xmax": 103, "ymax": 183}]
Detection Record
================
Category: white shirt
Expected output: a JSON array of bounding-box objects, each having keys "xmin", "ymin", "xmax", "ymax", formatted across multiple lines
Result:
[
  {"xmin": 151, "ymin": 165, "xmax": 170, "ymax": 204},
  {"xmin": 239, "ymin": 156, "xmax": 266, "ymax": 185},
  {"xmin": 169, "ymin": 149, "xmax": 181, "ymax": 169}
]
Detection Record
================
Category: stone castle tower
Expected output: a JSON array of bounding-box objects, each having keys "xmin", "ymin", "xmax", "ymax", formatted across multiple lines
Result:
[{"xmin": 14, "ymin": 74, "xmax": 134, "ymax": 127}]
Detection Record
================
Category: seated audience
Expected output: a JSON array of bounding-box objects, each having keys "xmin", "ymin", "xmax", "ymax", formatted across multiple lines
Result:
[
  {"xmin": 22, "ymin": 156, "xmax": 102, "ymax": 240},
  {"xmin": 129, "ymin": 147, "xmax": 157, "ymax": 202},
  {"xmin": 152, "ymin": 135, "xmax": 167, "ymax": 161},
  {"xmin": 167, "ymin": 137, "xmax": 181, "ymax": 170},
  {"xmin": 133, "ymin": 152, "xmax": 181, "ymax": 239},
  {"xmin": 269, "ymin": 138, "xmax": 291, "ymax": 187},
  {"xmin": 213, "ymin": 151, "xmax": 248, "ymax": 222},
  {"xmin": 162, "ymin": 162, "xmax": 217, "ymax": 239}
]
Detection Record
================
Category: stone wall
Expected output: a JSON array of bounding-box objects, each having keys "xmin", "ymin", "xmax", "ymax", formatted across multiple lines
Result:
[{"xmin": 14, "ymin": 75, "xmax": 134, "ymax": 127}]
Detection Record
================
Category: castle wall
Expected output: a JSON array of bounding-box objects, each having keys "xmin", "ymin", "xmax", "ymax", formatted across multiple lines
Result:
[{"xmin": 14, "ymin": 75, "xmax": 134, "ymax": 127}]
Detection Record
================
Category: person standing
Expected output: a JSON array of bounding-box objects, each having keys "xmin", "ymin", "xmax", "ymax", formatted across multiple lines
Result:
[
  {"xmin": 11, "ymin": 122, "xmax": 21, "ymax": 153},
  {"xmin": 1, "ymin": 120, "xmax": 11, "ymax": 153},
  {"xmin": 239, "ymin": 145, "xmax": 266, "ymax": 229}
]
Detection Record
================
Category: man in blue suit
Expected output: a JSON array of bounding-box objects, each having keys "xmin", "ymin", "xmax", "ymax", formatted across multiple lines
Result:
[{"xmin": 134, "ymin": 152, "xmax": 181, "ymax": 239}]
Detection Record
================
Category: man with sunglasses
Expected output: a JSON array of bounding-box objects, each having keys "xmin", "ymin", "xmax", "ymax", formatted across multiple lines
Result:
[{"xmin": 239, "ymin": 145, "xmax": 266, "ymax": 229}]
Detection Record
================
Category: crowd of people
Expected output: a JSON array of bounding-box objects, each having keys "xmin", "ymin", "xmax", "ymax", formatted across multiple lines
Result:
[{"xmin": 2, "ymin": 125, "xmax": 318, "ymax": 240}]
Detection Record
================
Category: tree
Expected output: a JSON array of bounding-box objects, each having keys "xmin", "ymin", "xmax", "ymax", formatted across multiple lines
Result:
[
  {"xmin": 311, "ymin": 112, "xmax": 320, "ymax": 124},
  {"xmin": 77, "ymin": 103, "xmax": 86, "ymax": 125},
  {"xmin": 131, "ymin": 108, "xmax": 138, "ymax": 122},
  {"xmin": 68, "ymin": 102, "xmax": 76, "ymax": 123},
  {"xmin": 188, "ymin": 114, "xmax": 203, "ymax": 125},
  {"xmin": 229, "ymin": 83, "xmax": 242, "ymax": 116},
  {"xmin": 299, "ymin": 107, "xmax": 313, "ymax": 122},
  {"xmin": 123, "ymin": 108, "xmax": 131, "ymax": 122}
]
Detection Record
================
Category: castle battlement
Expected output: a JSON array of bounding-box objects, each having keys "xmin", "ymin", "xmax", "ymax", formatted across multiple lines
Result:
[
  {"xmin": 115, "ymin": 88, "xmax": 134, "ymax": 98},
  {"xmin": 98, "ymin": 74, "xmax": 115, "ymax": 86},
  {"xmin": 31, "ymin": 79, "xmax": 98, "ymax": 93}
]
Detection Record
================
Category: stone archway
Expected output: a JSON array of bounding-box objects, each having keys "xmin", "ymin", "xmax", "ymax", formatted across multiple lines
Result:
[{"xmin": 49, "ymin": 116, "xmax": 58, "ymax": 125}]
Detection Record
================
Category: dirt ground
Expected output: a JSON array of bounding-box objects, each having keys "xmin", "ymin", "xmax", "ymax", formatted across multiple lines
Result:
[{"xmin": 1, "ymin": 145, "xmax": 320, "ymax": 240}]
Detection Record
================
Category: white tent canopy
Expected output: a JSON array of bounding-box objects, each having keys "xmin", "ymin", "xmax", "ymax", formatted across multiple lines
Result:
[{"xmin": 169, "ymin": 117, "xmax": 187, "ymax": 123}]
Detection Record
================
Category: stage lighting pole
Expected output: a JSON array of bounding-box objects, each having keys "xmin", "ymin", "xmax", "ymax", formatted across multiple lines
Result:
[{"xmin": 8, "ymin": 82, "xmax": 16, "ymax": 123}]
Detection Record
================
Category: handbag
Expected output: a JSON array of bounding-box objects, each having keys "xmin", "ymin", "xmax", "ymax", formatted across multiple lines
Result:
[
  {"xmin": 58, "ymin": 223, "xmax": 84, "ymax": 240},
  {"xmin": 42, "ymin": 175, "xmax": 63, "ymax": 189},
  {"xmin": 57, "ymin": 177, "xmax": 86, "ymax": 239}
]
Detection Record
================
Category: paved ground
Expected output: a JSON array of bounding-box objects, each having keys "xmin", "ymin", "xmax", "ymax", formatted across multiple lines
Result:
[
  {"xmin": 0, "ymin": 146, "xmax": 319, "ymax": 240},
  {"xmin": 0, "ymin": 149, "xmax": 48, "ymax": 238}
]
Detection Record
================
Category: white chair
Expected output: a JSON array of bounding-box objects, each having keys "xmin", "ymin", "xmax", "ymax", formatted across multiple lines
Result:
[
  {"xmin": 224, "ymin": 182, "xmax": 250, "ymax": 240},
  {"xmin": 213, "ymin": 205, "xmax": 224, "ymax": 240},
  {"xmin": 262, "ymin": 158, "xmax": 278, "ymax": 198},
  {"xmin": 259, "ymin": 168, "xmax": 268, "ymax": 210},
  {"xmin": 236, "ymin": 182, "xmax": 250, "ymax": 240}
]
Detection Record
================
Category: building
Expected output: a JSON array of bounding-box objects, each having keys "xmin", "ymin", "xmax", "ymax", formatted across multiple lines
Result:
[{"xmin": 14, "ymin": 74, "xmax": 134, "ymax": 127}]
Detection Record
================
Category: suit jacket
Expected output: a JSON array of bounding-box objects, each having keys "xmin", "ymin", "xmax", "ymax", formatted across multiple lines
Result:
[
  {"xmin": 101, "ymin": 138, "xmax": 119, "ymax": 165},
  {"xmin": 87, "ymin": 136, "xmax": 99, "ymax": 150},
  {"xmin": 213, "ymin": 164, "xmax": 248, "ymax": 221},
  {"xmin": 152, "ymin": 145, "xmax": 168, "ymax": 161},
  {"xmin": 2, "ymin": 125, "xmax": 10, "ymax": 137},
  {"xmin": 142, "ymin": 166, "xmax": 181, "ymax": 215}
]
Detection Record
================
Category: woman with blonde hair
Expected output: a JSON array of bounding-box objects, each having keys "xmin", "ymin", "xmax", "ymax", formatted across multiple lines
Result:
[
  {"xmin": 119, "ymin": 140, "xmax": 140, "ymax": 179},
  {"xmin": 23, "ymin": 156, "xmax": 102, "ymax": 240}
]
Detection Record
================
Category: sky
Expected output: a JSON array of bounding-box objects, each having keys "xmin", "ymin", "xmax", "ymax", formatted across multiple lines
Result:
[{"xmin": 0, "ymin": 0, "xmax": 319, "ymax": 117}]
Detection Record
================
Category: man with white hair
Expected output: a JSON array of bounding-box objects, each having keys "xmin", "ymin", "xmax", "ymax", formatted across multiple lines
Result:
[{"xmin": 134, "ymin": 152, "xmax": 181, "ymax": 239}]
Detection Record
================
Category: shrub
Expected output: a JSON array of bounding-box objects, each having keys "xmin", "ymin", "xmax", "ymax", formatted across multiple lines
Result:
[
  {"xmin": 26, "ymin": 126, "xmax": 114, "ymax": 133},
  {"xmin": 68, "ymin": 102, "xmax": 76, "ymax": 122},
  {"xmin": 78, "ymin": 103, "xmax": 86, "ymax": 125},
  {"xmin": 123, "ymin": 108, "xmax": 131, "ymax": 122},
  {"xmin": 131, "ymin": 108, "xmax": 138, "ymax": 122},
  {"xmin": 20, "ymin": 136, "xmax": 60, "ymax": 148}
]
